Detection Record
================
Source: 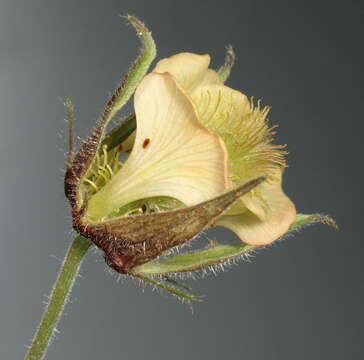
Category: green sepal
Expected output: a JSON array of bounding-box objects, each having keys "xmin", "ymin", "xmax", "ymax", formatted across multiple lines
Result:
[
  {"xmin": 65, "ymin": 15, "xmax": 156, "ymax": 211},
  {"xmin": 136, "ymin": 273, "xmax": 196, "ymax": 301},
  {"xmin": 133, "ymin": 242, "xmax": 254, "ymax": 275},
  {"xmin": 101, "ymin": 114, "xmax": 136, "ymax": 152},
  {"xmin": 218, "ymin": 45, "xmax": 235, "ymax": 82},
  {"xmin": 289, "ymin": 213, "xmax": 338, "ymax": 232},
  {"xmin": 133, "ymin": 213, "xmax": 337, "ymax": 277},
  {"xmin": 106, "ymin": 15, "xmax": 156, "ymax": 122}
]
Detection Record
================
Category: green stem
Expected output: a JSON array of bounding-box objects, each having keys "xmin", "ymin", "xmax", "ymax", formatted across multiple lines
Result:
[{"xmin": 25, "ymin": 235, "xmax": 93, "ymax": 360}]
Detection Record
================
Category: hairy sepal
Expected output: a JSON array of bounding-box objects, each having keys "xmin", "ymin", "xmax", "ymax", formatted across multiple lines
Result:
[
  {"xmin": 289, "ymin": 213, "xmax": 338, "ymax": 232},
  {"xmin": 74, "ymin": 177, "xmax": 265, "ymax": 274},
  {"xmin": 217, "ymin": 45, "xmax": 235, "ymax": 82},
  {"xmin": 64, "ymin": 15, "xmax": 156, "ymax": 210},
  {"xmin": 133, "ymin": 243, "xmax": 255, "ymax": 275},
  {"xmin": 101, "ymin": 113, "xmax": 136, "ymax": 153},
  {"xmin": 133, "ymin": 213, "xmax": 337, "ymax": 276}
]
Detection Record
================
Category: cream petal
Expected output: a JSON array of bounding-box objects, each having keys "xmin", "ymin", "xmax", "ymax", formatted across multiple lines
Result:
[
  {"xmin": 86, "ymin": 72, "xmax": 229, "ymax": 221},
  {"xmin": 190, "ymin": 83, "xmax": 251, "ymax": 135},
  {"xmin": 217, "ymin": 170, "xmax": 296, "ymax": 245},
  {"xmin": 190, "ymin": 82, "xmax": 264, "ymax": 193},
  {"xmin": 153, "ymin": 54, "xmax": 251, "ymax": 139},
  {"xmin": 154, "ymin": 53, "xmax": 286, "ymax": 189},
  {"xmin": 153, "ymin": 53, "xmax": 222, "ymax": 93},
  {"xmin": 151, "ymin": 52, "xmax": 294, "ymax": 242},
  {"xmin": 190, "ymin": 82, "xmax": 289, "ymax": 216},
  {"xmin": 194, "ymin": 69, "xmax": 223, "ymax": 89}
]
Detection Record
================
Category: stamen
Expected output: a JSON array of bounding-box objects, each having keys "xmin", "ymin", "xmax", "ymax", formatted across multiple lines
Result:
[
  {"xmin": 102, "ymin": 144, "xmax": 108, "ymax": 167},
  {"xmin": 84, "ymin": 178, "xmax": 98, "ymax": 191},
  {"xmin": 83, "ymin": 140, "xmax": 129, "ymax": 195},
  {"xmin": 126, "ymin": 208, "xmax": 143, "ymax": 216},
  {"xmin": 199, "ymin": 93, "xmax": 287, "ymax": 184},
  {"xmin": 106, "ymin": 164, "xmax": 114, "ymax": 177},
  {"xmin": 97, "ymin": 167, "xmax": 110, "ymax": 183}
]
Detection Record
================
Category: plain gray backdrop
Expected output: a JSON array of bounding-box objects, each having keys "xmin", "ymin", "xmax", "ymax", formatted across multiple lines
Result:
[{"xmin": 1, "ymin": 0, "xmax": 363, "ymax": 359}]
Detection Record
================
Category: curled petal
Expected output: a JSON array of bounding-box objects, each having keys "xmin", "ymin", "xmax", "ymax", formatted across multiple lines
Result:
[
  {"xmin": 217, "ymin": 170, "xmax": 296, "ymax": 245},
  {"xmin": 191, "ymin": 83, "xmax": 251, "ymax": 135},
  {"xmin": 153, "ymin": 52, "xmax": 222, "ymax": 92},
  {"xmin": 86, "ymin": 72, "xmax": 229, "ymax": 220},
  {"xmin": 191, "ymin": 83, "xmax": 286, "ymax": 185},
  {"xmin": 154, "ymin": 53, "xmax": 286, "ymax": 187}
]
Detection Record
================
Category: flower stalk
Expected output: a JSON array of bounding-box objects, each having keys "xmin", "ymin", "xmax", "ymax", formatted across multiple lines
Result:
[{"xmin": 25, "ymin": 236, "xmax": 92, "ymax": 360}]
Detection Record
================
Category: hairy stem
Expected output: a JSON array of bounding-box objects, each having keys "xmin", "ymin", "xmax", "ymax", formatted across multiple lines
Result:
[{"xmin": 25, "ymin": 235, "xmax": 92, "ymax": 360}]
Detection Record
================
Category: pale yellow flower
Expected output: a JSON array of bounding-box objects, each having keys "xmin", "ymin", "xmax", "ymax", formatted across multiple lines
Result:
[
  {"xmin": 63, "ymin": 16, "xmax": 336, "ymax": 299},
  {"xmin": 27, "ymin": 18, "xmax": 336, "ymax": 360},
  {"xmin": 85, "ymin": 52, "xmax": 296, "ymax": 246}
]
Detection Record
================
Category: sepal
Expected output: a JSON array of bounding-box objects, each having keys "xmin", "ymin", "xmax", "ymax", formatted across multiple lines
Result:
[
  {"xmin": 218, "ymin": 45, "xmax": 235, "ymax": 82},
  {"xmin": 74, "ymin": 177, "xmax": 265, "ymax": 274},
  {"xmin": 64, "ymin": 15, "xmax": 156, "ymax": 210},
  {"xmin": 132, "ymin": 212, "xmax": 337, "ymax": 299},
  {"xmin": 289, "ymin": 213, "xmax": 338, "ymax": 232}
]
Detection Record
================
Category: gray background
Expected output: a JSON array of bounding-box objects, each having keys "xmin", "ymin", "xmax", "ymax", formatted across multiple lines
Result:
[{"xmin": 1, "ymin": 0, "xmax": 363, "ymax": 359}]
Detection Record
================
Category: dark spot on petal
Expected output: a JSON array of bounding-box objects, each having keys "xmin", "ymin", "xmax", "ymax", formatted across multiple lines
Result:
[{"xmin": 142, "ymin": 138, "xmax": 150, "ymax": 149}]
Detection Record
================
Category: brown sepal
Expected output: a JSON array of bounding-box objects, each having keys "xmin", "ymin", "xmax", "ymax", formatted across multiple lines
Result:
[{"xmin": 72, "ymin": 177, "xmax": 265, "ymax": 275}]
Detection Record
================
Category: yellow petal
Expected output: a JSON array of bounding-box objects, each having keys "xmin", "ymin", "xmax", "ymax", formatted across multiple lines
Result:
[
  {"xmin": 154, "ymin": 53, "xmax": 286, "ymax": 186},
  {"xmin": 86, "ymin": 72, "xmax": 229, "ymax": 221},
  {"xmin": 192, "ymin": 83, "xmax": 287, "ymax": 184},
  {"xmin": 153, "ymin": 53, "xmax": 222, "ymax": 93},
  {"xmin": 217, "ymin": 169, "xmax": 296, "ymax": 245},
  {"xmin": 191, "ymin": 83, "xmax": 251, "ymax": 136},
  {"xmin": 152, "ymin": 52, "xmax": 293, "ymax": 240}
]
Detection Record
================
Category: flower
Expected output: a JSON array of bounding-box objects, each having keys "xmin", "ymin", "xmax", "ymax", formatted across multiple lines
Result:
[
  {"xmin": 85, "ymin": 71, "xmax": 230, "ymax": 222},
  {"xmin": 64, "ymin": 15, "xmax": 335, "ymax": 299},
  {"xmin": 151, "ymin": 53, "xmax": 297, "ymax": 245},
  {"xmin": 85, "ymin": 52, "xmax": 296, "ymax": 246}
]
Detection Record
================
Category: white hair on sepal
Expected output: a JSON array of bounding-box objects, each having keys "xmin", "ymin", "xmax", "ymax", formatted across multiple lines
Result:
[
  {"xmin": 102, "ymin": 263, "xmax": 197, "ymax": 307},
  {"xmin": 159, "ymin": 244, "xmax": 260, "ymax": 281}
]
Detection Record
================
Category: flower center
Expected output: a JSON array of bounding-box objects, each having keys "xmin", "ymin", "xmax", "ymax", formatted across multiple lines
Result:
[
  {"xmin": 82, "ymin": 142, "xmax": 184, "ymax": 221},
  {"xmin": 83, "ymin": 144, "xmax": 125, "ymax": 195}
]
